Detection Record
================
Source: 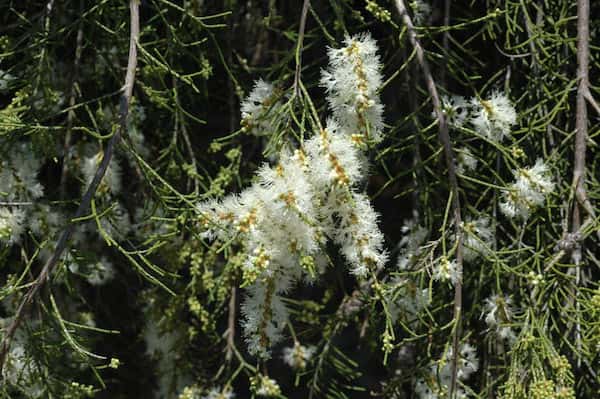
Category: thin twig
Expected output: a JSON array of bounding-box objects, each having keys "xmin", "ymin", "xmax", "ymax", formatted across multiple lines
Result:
[
  {"xmin": 293, "ymin": 0, "xmax": 311, "ymax": 98},
  {"xmin": 0, "ymin": 0, "xmax": 141, "ymax": 373},
  {"xmin": 60, "ymin": 0, "xmax": 85, "ymax": 198},
  {"xmin": 394, "ymin": 1, "xmax": 464, "ymax": 397},
  {"xmin": 225, "ymin": 286, "xmax": 236, "ymax": 362}
]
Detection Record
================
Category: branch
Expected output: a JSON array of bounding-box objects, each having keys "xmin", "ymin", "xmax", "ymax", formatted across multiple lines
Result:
[
  {"xmin": 570, "ymin": 0, "xmax": 591, "ymax": 369},
  {"xmin": 293, "ymin": 0, "xmax": 311, "ymax": 97},
  {"xmin": 0, "ymin": 0, "xmax": 140, "ymax": 373},
  {"xmin": 393, "ymin": 1, "xmax": 464, "ymax": 397}
]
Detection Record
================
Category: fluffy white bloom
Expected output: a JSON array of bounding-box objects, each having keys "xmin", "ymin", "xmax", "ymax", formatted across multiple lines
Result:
[
  {"xmin": 282, "ymin": 342, "xmax": 316, "ymax": 369},
  {"xmin": 482, "ymin": 294, "xmax": 516, "ymax": 342},
  {"xmin": 305, "ymin": 119, "xmax": 366, "ymax": 188},
  {"xmin": 440, "ymin": 95, "xmax": 469, "ymax": 129},
  {"xmin": 240, "ymin": 79, "xmax": 282, "ymax": 136},
  {"xmin": 100, "ymin": 202, "xmax": 132, "ymax": 237},
  {"xmin": 461, "ymin": 216, "xmax": 494, "ymax": 262},
  {"xmin": 397, "ymin": 218, "xmax": 428, "ymax": 270},
  {"xmin": 333, "ymin": 192, "xmax": 388, "ymax": 277},
  {"xmin": 254, "ymin": 375, "xmax": 281, "ymax": 397},
  {"xmin": 470, "ymin": 91, "xmax": 517, "ymax": 142},
  {"xmin": 432, "ymin": 256, "xmax": 461, "ymax": 285},
  {"xmin": 84, "ymin": 256, "xmax": 115, "ymax": 285},
  {"xmin": 241, "ymin": 282, "xmax": 289, "ymax": 358},
  {"xmin": 28, "ymin": 204, "xmax": 64, "ymax": 237},
  {"xmin": 0, "ymin": 207, "xmax": 26, "ymax": 244},
  {"xmin": 410, "ymin": 0, "xmax": 432, "ymax": 25},
  {"xmin": 321, "ymin": 32, "xmax": 384, "ymax": 143},
  {"xmin": 387, "ymin": 277, "xmax": 430, "ymax": 325},
  {"xmin": 414, "ymin": 343, "xmax": 478, "ymax": 399},
  {"xmin": 198, "ymin": 34, "xmax": 388, "ymax": 359},
  {"xmin": 0, "ymin": 69, "xmax": 16, "ymax": 91},
  {"xmin": 81, "ymin": 151, "xmax": 122, "ymax": 197},
  {"xmin": 0, "ymin": 142, "xmax": 44, "ymax": 202},
  {"xmin": 201, "ymin": 387, "xmax": 235, "ymax": 399},
  {"xmin": 456, "ymin": 147, "xmax": 477, "ymax": 175},
  {"xmin": 500, "ymin": 159, "xmax": 554, "ymax": 219}
]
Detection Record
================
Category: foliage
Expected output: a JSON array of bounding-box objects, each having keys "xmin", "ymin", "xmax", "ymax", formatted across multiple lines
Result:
[{"xmin": 0, "ymin": 0, "xmax": 599, "ymax": 398}]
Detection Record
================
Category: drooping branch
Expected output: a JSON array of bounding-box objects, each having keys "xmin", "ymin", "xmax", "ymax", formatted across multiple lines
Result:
[
  {"xmin": 0, "ymin": 0, "xmax": 141, "ymax": 373},
  {"xmin": 393, "ymin": 1, "xmax": 464, "ymax": 397},
  {"xmin": 569, "ymin": 0, "xmax": 591, "ymax": 370},
  {"xmin": 293, "ymin": 0, "xmax": 311, "ymax": 97}
]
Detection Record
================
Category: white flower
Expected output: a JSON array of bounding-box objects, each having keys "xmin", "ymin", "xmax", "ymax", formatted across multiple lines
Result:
[
  {"xmin": 397, "ymin": 218, "xmax": 428, "ymax": 270},
  {"xmin": 0, "ymin": 69, "xmax": 16, "ymax": 91},
  {"xmin": 470, "ymin": 90, "xmax": 517, "ymax": 142},
  {"xmin": 201, "ymin": 386, "xmax": 235, "ymax": 399},
  {"xmin": 241, "ymin": 282, "xmax": 289, "ymax": 358},
  {"xmin": 305, "ymin": 119, "xmax": 366, "ymax": 188},
  {"xmin": 333, "ymin": 192, "xmax": 388, "ymax": 277},
  {"xmin": 0, "ymin": 207, "xmax": 26, "ymax": 244},
  {"xmin": 410, "ymin": 0, "xmax": 432, "ymax": 25},
  {"xmin": 86, "ymin": 256, "xmax": 115, "ymax": 285},
  {"xmin": 461, "ymin": 216, "xmax": 494, "ymax": 262},
  {"xmin": 282, "ymin": 342, "xmax": 316, "ymax": 369},
  {"xmin": 482, "ymin": 294, "xmax": 516, "ymax": 342},
  {"xmin": 387, "ymin": 277, "xmax": 430, "ymax": 325},
  {"xmin": 456, "ymin": 147, "xmax": 477, "ymax": 175},
  {"xmin": 440, "ymin": 95, "xmax": 469, "ymax": 129},
  {"xmin": 320, "ymin": 32, "xmax": 384, "ymax": 143},
  {"xmin": 0, "ymin": 142, "xmax": 44, "ymax": 202},
  {"xmin": 432, "ymin": 256, "xmax": 461, "ymax": 285},
  {"xmin": 500, "ymin": 159, "xmax": 554, "ymax": 219},
  {"xmin": 82, "ymin": 151, "xmax": 122, "ymax": 197},
  {"xmin": 254, "ymin": 375, "xmax": 281, "ymax": 397},
  {"xmin": 240, "ymin": 79, "xmax": 283, "ymax": 136},
  {"xmin": 456, "ymin": 343, "xmax": 479, "ymax": 380}
]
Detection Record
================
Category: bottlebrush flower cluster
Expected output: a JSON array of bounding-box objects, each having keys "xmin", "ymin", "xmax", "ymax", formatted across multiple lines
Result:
[{"xmin": 198, "ymin": 33, "xmax": 387, "ymax": 358}]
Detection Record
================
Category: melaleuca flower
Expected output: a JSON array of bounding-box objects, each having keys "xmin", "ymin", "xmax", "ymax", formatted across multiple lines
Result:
[
  {"xmin": 432, "ymin": 256, "xmax": 461, "ymax": 285},
  {"xmin": 470, "ymin": 90, "xmax": 517, "ymax": 142},
  {"xmin": 500, "ymin": 159, "xmax": 554, "ymax": 219},
  {"xmin": 200, "ymin": 386, "xmax": 235, "ymax": 399},
  {"xmin": 456, "ymin": 147, "xmax": 477, "ymax": 175},
  {"xmin": 0, "ymin": 207, "xmax": 26, "ymax": 244},
  {"xmin": 410, "ymin": 0, "xmax": 432, "ymax": 25},
  {"xmin": 0, "ymin": 142, "xmax": 44, "ymax": 202},
  {"xmin": 386, "ymin": 277, "xmax": 430, "ymax": 325},
  {"xmin": 282, "ymin": 342, "xmax": 316, "ymax": 370},
  {"xmin": 253, "ymin": 375, "xmax": 281, "ymax": 397},
  {"xmin": 240, "ymin": 79, "xmax": 283, "ymax": 136},
  {"xmin": 333, "ymin": 192, "xmax": 388, "ymax": 277},
  {"xmin": 0, "ymin": 69, "xmax": 16, "ymax": 91},
  {"xmin": 305, "ymin": 119, "xmax": 365, "ymax": 188},
  {"xmin": 454, "ymin": 343, "xmax": 479, "ymax": 380},
  {"xmin": 414, "ymin": 343, "xmax": 478, "ymax": 399},
  {"xmin": 461, "ymin": 216, "xmax": 494, "ymax": 262},
  {"xmin": 198, "ymin": 33, "xmax": 388, "ymax": 359},
  {"xmin": 241, "ymin": 282, "xmax": 289, "ymax": 358},
  {"xmin": 70, "ymin": 256, "xmax": 115, "ymax": 286},
  {"xmin": 81, "ymin": 150, "xmax": 122, "ymax": 197},
  {"xmin": 320, "ymin": 32, "xmax": 384, "ymax": 144},
  {"xmin": 397, "ymin": 218, "xmax": 428, "ymax": 270},
  {"xmin": 440, "ymin": 95, "xmax": 469, "ymax": 129},
  {"xmin": 482, "ymin": 294, "xmax": 516, "ymax": 342}
]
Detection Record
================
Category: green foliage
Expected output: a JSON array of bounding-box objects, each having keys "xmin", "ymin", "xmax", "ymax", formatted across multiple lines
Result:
[{"xmin": 1, "ymin": 0, "xmax": 599, "ymax": 398}]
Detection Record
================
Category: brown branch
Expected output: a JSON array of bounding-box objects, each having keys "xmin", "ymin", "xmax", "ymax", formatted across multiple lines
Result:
[
  {"xmin": 225, "ymin": 286, "xmax": 237, "ymax": 362},
  {"xmin": 393, "ymin": 1, "xmax": 464, "ymax": 397},
  {"xmin": 0, "ymin": 0, "xmax": 141, "ymax": 373},
  {"xmin": 293, "ymin": 0, "xmax": 311, "ymax": 97},
  {"xmin": 571, "ymin": 0, "xmax": 591, "ymax": 369}
]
